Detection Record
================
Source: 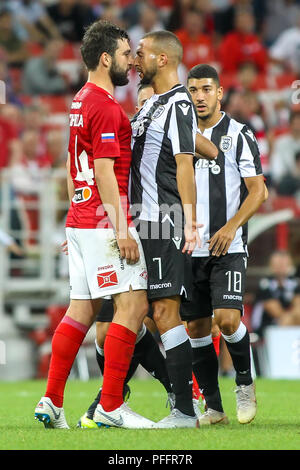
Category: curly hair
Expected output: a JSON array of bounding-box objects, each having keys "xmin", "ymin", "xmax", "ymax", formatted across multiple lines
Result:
[{"xmin": 80, "ymin": 20, "xmax": 130, "ymax": 71}]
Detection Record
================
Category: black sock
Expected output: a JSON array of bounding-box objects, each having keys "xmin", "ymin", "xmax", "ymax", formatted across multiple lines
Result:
[
  {"xmin": 87, "ymin": 343, "xmax": 139, "ymax": 419},
  {"xmin": 96, "ymin": 342, "xmax": 139, "ymax": 383},
  {"xmin": 165, "ymin": 339, "xmax": 194, "ymax": 416},
  {"xmin": 134, "ymin": 329, "xmax": 172, "ymax": 393},
  {"xmin": 192, "ymin": 342, "xmax": 224, "ymax": 412},
  {"xmin": 95, "ymin": 346, "xmax": 105, "ymax": 375},
  {"xmin": 224, "ymin": 329, "xmax": 252, "ymax": 386}
]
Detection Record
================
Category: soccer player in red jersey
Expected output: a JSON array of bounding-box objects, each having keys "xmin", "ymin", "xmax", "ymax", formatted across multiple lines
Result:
[{"xmin": 34, "ymin": 20, "xmax": 155, "ymax": 430}]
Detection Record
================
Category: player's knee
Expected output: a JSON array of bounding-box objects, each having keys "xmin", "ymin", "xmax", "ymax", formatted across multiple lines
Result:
[
  {"xmin": 128, "ymin": 298, "xmax": 149, "ymax": 323},
  {"xmin": 214, "ymin": 309, "xmax": 240, "ymax": 335},
  {"xmin": 187, "ymin": 317, "xmax": 211, "ymax": 338},
  {"xmin": 152, "ymin": 301, "xmax": 169, "ymax": 327}
]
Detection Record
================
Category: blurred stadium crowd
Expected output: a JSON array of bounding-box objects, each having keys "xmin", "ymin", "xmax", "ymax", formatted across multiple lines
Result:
[{"xmin": 1, "ymin": 0, "xmax": 300, "ymax": 378}]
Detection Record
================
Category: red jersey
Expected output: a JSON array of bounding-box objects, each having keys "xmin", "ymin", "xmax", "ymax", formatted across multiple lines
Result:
[
  {"xmin": 218, "ymin": 32, "xmax": 268, "ymax": 73},
  {"xmin": 0, "ymin": 116, "xmax": 18, "ymax": 170},
  {"xmin": 175, "ymin": 30, "xmax": 215, "ymax": 70},
  {"xmin": 66, "ymin": 82, "xmax": 132, "ymax": 229}
]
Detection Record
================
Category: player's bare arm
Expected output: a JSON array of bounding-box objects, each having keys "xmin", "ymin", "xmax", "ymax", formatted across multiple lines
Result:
[
  {"xmin": 208, "ymin": 174, "xmax": 267, "ymax": 257},
  {"xmin": 66, "ymin": 152, "xmax": 75, "ymax": 203},
  {"xmin": 175, "ymin": 153, "xmax": 202, "ymax": 254},
  {"xmin": 61, "ymin": 153, "xmax": 74, "ymax": 255},
  {"xmin": 94, "ymin": 157, "xmax": 140, "ymax": 264},
  {"xmin": 195, "ymin": 132, "xmax": 218, "ymax": 160}
]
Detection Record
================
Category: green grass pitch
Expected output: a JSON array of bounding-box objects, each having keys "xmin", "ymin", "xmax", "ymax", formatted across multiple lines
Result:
[{"xmin": 0, "ymin": 377, "xmax": 300, "ymax": 450}]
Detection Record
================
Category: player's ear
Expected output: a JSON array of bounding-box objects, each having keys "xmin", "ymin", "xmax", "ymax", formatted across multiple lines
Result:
[
  {"xmin": 100, "ymin": 52, "xmax": 111, "ymax": 68},
  {"xmin": 158, "ymin": 53, "xmax": 168, "ymax": 67},
  {"xmin": 217, "ymin": 86, "xmax": 224, "ymax": 101}
]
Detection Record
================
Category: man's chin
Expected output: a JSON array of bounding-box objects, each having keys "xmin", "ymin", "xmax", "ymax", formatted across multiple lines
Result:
[
  {"xmin": 140, "ymin": 76, "xmax": 152, "ymax": 86},
  {"xmin": 197, "ymin": 111, "xmax": 211, "ymax": 121}
]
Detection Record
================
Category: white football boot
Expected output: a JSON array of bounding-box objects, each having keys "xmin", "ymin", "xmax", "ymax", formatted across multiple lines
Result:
[
  {"xmin": 235, "ymin": 383, "xmax": 257, "ymax": 424},
  {"xmin": 156, "ymin": 408, "xmax": 198, "ymax": 428},
  {"xmin": 34, "ymin": 396, "xmax": 70, "ymax": 429},
  {"xmin": 198, "ymin": 408, "xmax": 229, "ymax": 426},
  {"xmin": 93, "ymin": 402, "xmax": 156, "ymax": 429}
]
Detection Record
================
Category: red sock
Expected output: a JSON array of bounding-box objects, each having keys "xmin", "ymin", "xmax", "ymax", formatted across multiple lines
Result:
[
  {"xmin": 192, "ymin": 373, "xmax": 201, "ymax": 400},
  {"xmin": 45, "ymin": 316, "xmax": 88, "ymax": 407},
  {"xmin": 100, "ymin": 322, "xmax": 136, "ymax": 412},
  {"xmin": 212, "ymin": 332, "xmax": 221, "ymax": 357}
]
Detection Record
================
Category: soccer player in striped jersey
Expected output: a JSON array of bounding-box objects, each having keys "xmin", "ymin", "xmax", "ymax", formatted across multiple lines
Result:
[
  {"xmin": 132, "ymin": 31, "xmax": 217, "ymax": 428},
  {"xmin": 181, "ymin": 64, "xmax": 268, "ymax": 425}
]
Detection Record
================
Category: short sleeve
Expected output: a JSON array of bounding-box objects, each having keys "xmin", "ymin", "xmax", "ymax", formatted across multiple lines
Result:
[
  {"xmin": 256, "ymin": 278, "xmax": 273, "ymax": 302},
  {"xmin": 236, "ymin": 126, "xmax": 262, "ymax": 178},
  {"xmin": 168, "ymin": 100, "xmax": 197, "ymax": 156},
  {"xmin": 89, "ymin": 102, "xmax": 122, "ymax": 160}
]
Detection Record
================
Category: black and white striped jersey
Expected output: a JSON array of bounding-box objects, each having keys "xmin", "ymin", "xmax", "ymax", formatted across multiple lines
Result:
[
  {"xmin": 193, "ymin": 112, "xmax": 262, "ymax": 257},
  {"xmin": 130, "ymin": 84, "xmax": 198, "ymax": 223}
]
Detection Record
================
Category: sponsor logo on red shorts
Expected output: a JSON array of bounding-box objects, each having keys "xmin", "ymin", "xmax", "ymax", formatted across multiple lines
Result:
[
  {"xmin": 139, "ymin": 270, "xmax": 148, "ymax": 280},
  {"xmin": 97, "ymin": 270, "xmax": 118, "ymax": 288}
]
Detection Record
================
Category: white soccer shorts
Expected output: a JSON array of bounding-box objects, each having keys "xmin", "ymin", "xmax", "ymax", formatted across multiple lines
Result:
[{"xmin": 66, "ymin": 226, "xmax": 148, "ymax": 299}]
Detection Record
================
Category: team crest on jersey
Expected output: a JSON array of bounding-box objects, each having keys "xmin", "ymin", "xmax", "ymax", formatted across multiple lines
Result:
[
  {"xmin": 151, "ymin": 105, "xmax": 165, "ymax": 120},
  {"xmin": 219, "ymin": 135, "xmax": 232, "ymax": 152}
]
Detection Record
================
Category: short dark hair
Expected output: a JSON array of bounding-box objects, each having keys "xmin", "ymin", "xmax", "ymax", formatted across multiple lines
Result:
[
  {"xmin": 187, "ymin": 64, "xmax": 220, "ymax": 86},
  {"xmin": 137, "ymin": 83, "xmax": 153, "ymax": 95},
  {"xmin": 80, "ymin": 20, "xmax": 129, "ymax": 71},
  {"xmin": 143, "ymin": 30, "xmax": 183, "ymax": 64}
]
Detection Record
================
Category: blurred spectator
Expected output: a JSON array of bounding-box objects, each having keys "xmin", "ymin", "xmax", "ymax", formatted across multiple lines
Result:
[
  {"xmin": 11, "ymin": 129, "xmax": 51, "ymax": 191},
  {"xmin": 277, "ymin": 151, "xmax": 300, "ymax": 199},
  {"xmin": 98, "ymin": 3, "xmax": 126, "ymax": 29},
  {"xmin": 0, "ymin": 53, "xmax": 24, "ymax": 106},
  {"xmin": 235, "ymin": 62, "xmax": 260, "ymax": 91},
  {"xmin": 269, "ymin": 9, "xmax": 300, "ymax": 76},
  {"xmin": 22, "ymin": 39, "xmax": 68, "ymax": 95},
  {"xmin": 218, "ymin": 6, "xmax": 268, "ymax": 74},
  {"xmin": 10, "ymin": 129, "xmax": 51, "ymax": 245},
  {"xmin": 128, "ymin": 4, "xmax": 164, "ymax": 52},
  {"xmin": 0, "ymin": 111, "xmax": 22, "ymax": 170},
  {"xmin": 8, "ymin": 0, "xmax": 62, "ymax": 44},
  {"xmin": 263, "ymin": 0, "xmax": 300, "ymax": 46},
  {"xmin": 175, "ymin": 8, "xmax": 215, "ymax": 70},
  {"xmin": 223, "ymin": 88, "xmax": 271, "ymax": 180},
  {"xmin": 0, "ymin": 7, "xmax": 29, "ymax": 67},
  {"xmin": 22, "ymin": 104, "xmax": 49, "ymax": 157},
  {"xmin": 45, "ymin": 128, "xmax": 68, "ymax": 168},
  {"xmin": 46, "ymin": 0, "xmax": 96, "ymax": 43},
  {"xmin": 211, "ymin": 0, "xmax": 267, "ymax": 37},
  {"xmin": 0, "ymin": 227, "xmax": 24, "ymax": 256},
  {"xmin": 0, "ymin": 103, "xmax": 23, "ymax": 135},
  {"xmin": 251, "ymin": 250, "xmax": 300, "ymax": 338},
  {"xmin": 241, "ymin": 90, "xmax": 271, "ymax": 180},
  {"xmin": 270, "ymin": 110, "xmax": 300, "ymax": 186},
  {"xmin": 167, "ymin": 0, "xmax": 192, "ymax": 31}
]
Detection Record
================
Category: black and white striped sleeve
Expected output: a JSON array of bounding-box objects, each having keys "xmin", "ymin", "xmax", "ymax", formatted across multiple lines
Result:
[
  {"xmin": 167, "ymin": 99, "xmax": 197, "ymax": 156},
  {"xmin": 236, "ymin": 126, "xmax": 262, "ymax": 177}
]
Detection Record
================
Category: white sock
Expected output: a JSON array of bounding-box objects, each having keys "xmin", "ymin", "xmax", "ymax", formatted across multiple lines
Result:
[
  {"xmin": 161, "ymin": 324, "xmax": 188, "ymax": 352},
  {"xmin": 222, "ymin": 322, "xmax": 247, "ymax": 343},
  {"xmin": 95, "ymin": 339, "xmax": 104, "ymax": 356},
  {"xmin": 190, "ymin": 335, "xmax": 212, "ymax": 348},
  {"xmin": 136, "ymin": 323, "xmax": 147, "ymax": 344}
]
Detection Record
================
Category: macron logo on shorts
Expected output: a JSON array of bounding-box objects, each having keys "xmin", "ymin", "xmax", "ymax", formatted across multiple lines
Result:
[
  {"xmin": 101, "ymin": 133, "xmax": 115, "ymax": 143},
  {"xmin": 97, "ymin": 270, "xmax": 118, "ymax": 288}
]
